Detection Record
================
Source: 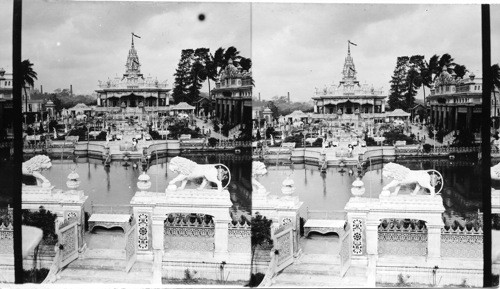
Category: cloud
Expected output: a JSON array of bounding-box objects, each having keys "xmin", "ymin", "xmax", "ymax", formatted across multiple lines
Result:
[
  {"xmin": 22, "ymin": 1, "xmax": 251, "ymax": 95},
  {"xmin": 252, "ymin": 4, "xmax": 494, "ymax": 102},
  {"xmin": 0, "ymin": 1, "xmax": 13, "ymax": 71}
]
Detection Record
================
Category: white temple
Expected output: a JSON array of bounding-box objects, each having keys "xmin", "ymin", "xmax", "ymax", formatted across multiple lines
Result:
[{"xmin": 312, "ymin": 42, "xmax": 386, "ymax": 116}]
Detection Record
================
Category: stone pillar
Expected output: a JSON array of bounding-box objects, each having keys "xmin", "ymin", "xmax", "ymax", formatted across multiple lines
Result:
[
  {"xmin": 365, "ymin": 219, "xmax": 379, "ymax": 255},
  {"xmin": 347, "ymin": 213, "xmax": 368, "ymax": 256},
  {"xmin": 214, "ymin": 220, "xmax": 229, "ymax": 259},
  {"xmin": 381, "ymin": 101, "xmax": 385, "ymax": 113},
  {"xmin": 442, "ymin": 107, "xmax": 447, "ymax": 130},
  {"xmin": 454, "ymin": 107, "xmax": 459, "ymax": 132},
  {"xmin": 151, "ymin": 216, "xmax": 164, "ymax": 250},
  {"xmin": 466, "ymin": 107, "xmax": 472, "ymax": 131},
  {"xmin": 431, "ymin": 106, "xmax": 436, "ymax": 125},
  {"xmin": 240, "ymin": 102, "xmax": 245, "ymax": 124},
  {"xmin": 133, "ymin": 208, "xmax": 153, "ymax": 252},
  {"xmin": 427, "ymin": 225, "xmax": 442, "ymax": 258}
]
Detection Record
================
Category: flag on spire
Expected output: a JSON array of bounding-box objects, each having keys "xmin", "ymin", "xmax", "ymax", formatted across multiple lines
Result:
[
  {"xmin": 131, "ymin": 33, "xmax": 141, "ymax": 46},
  {"xmin": 348, "ymin": 40, "xmax": 357, "ymax": 46}
]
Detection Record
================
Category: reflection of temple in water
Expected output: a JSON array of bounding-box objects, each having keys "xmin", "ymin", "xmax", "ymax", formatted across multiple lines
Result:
[
  {"xmin": 95, "ymin": 35, "xmax": 171, "ymax": 115},
  {"xmin": 312, "ymin": 42, "xmax": 386, "ymax": 117}
]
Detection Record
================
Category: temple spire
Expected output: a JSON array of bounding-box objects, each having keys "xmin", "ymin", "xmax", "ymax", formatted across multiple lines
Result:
[
  {"xmin": 341, "ymin": 40, "xmax": 359, "ymax": 85},
  {"xmin": 125, "ymin": 33, "xmax": 142, "ymax": 75}
]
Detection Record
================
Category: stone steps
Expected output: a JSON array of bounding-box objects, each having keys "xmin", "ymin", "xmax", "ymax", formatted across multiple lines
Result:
[
  {"xmin": 55, "ymin": 268, "xmax": 152, "ymax": 284},
  {"xmin": 65, "ymin": 258, "xmax": 151, "ymax": 272},
  {"xmin": 82, "ymin": 248, "xmax": 126, "ymax": 260},
  {"xmin": 272, "ymin": 272, "xmax": 366, "ymax": 288},
  {"xmin": 272, "ymin": 253, "xmax": 368, "ymax": 288},
  {"xmin": 56, "ymin": 260, "xmax": 153, "ymax": 284}
]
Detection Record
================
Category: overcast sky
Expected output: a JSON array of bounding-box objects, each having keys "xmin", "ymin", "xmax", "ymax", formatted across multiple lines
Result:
[
  {"xmin": 1, "ymin": 2, "xmax": 499, "ymax": 101},
  {"xmin": 253, "ymin": 4, "xmax": 500, "ymax": 102},
  {"xmin": 21, "ymin": 1, "xmax": 251, "ymax": 95},
  {"xmin": 0, "ymin": 0, "xmax": 13, "ymax": 73}
]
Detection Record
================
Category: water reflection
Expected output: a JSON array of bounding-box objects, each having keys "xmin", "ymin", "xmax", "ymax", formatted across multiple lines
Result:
[
  {"xmin": 259, "ymin": 159, "xmax": 482, "ymax": 225},
  {"xmin": 42, "ymin": 155, "xmax": 251, "ymax": 220}
]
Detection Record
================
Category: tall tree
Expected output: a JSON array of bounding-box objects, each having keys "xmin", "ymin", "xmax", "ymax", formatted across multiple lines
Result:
[
  {"xmin": 172, "ymin": 49, "xmax": 194, "ymax": 104},
  {"xmin": 187, "ymin": 48, "xmax": 211, "ymax": 103},
  {"xmin": 388, "ymin": 56, "xmax": 409, "ymax": 111},
  {"xmin": 405, "ymin": 55, "xmax": 426, "ymax": 109},
  {"xmin": 20, "ymin": 59, "xmax": 38, "ymax": 113}
]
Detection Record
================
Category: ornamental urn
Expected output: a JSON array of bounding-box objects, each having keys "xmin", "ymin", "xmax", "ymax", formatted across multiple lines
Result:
[
  {"xmin": 351, "ymin": 177, "xmax": 365, "ymax": 197},
  {"xmin": 281, "ymin": 176, "xmax": 295, "ymax": 195},
  {"xmin": 66, "ymin": 171, "xmax": 80, "ymax": 190},
  {"xmin": 137, "ymin": 172, "xmax": 152, "ymax": 191}
]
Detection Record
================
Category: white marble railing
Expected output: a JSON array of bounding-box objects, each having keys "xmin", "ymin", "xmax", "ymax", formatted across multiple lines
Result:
[
  {"xmin": 440, "ymin": 227, "xmax": 483, "ymax": 259},
  {"xmin": 258, "ymin": 251, "xmax": 278, "ymax": 287}
]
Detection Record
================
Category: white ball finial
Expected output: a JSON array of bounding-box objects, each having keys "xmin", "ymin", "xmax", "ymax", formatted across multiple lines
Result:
[
  {"xmin": 351, "ymin": 177, "xmax": 365, "ymax": 197},
  {"xmin": 281, "ymin": 176, "xmax": 295, "ymax": 195},
  {"xmin": 137, "ymin": 172, "xmax": 151, "ymax": 192},
  {"xmin": 66, "ymin": 170, "xmax": 80, "ymax": 190}
]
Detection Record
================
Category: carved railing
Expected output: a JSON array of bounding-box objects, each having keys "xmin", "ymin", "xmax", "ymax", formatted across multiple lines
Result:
[
  {"xmin": 0, "ymin": 222, "xmax": 13, "ymax": 255},
  {"xmin": 378, "ymin": 220, "xmax": 428, "ymax": 256},
  {"xmin": 441, "ymin": 227, "xmax": 483, "ymax": 258},
  {"xmin": 228, "ymin": 221, "xmax": 251, "ymax": 253},
  {"xmin": 0, "ymin": 140, "xmax": 13, "ymax": 148},
  {"xmin": 90, "ymin": 203, "xmax": 131, "ymax": 215},
  {"xmin": 395, "ymin": 146, "xmax": 480, "ymax": 155},
  {"xmin": 257, "ymin": 251, "xmax": 278, "ymax": 287},
  {"xmin": 164, "ymin": 214, "xmax": 215, "ymax": 252},
  {"xmin": 335, "ymin": 151, "xmax": 353, "ymax": 158},
  {"xmin": 306, "ymin": 209, "xmax": 346, "ymax": 221}
]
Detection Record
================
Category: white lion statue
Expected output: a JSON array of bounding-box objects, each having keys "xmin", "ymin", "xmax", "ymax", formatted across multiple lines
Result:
[
  {"xmin": 22, "ymin": 155, "xmax": 52, "ymax": 187},
  {"xmin": 491, "ymin": 162, "xmax": 500, "ymax": 180},
  {"xmin": 252, "ymin": 161, "xmax": 268, "ymax": 195},
  {"xmin": 382, "ymin": 162, "xmax": 442, "ymax": 197},
  {"xmin": 168, "ymin": 156, "xmax": 230, "ymax": 191}
]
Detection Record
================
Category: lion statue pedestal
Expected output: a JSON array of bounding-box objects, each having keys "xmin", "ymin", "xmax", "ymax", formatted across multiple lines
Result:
[
  {"xmin": 167, "ymin": 157, "xmax": 231, "ymax": 192},
  {"xmin": 381, "ymin": 162, "xmax": 443, "ymax": 197}
]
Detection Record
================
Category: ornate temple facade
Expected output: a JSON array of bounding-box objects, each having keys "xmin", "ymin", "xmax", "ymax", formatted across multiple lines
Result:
[
  {"xmin": 312, "ymin": 45, "xmax": 386, "ymax": 117},
  {"xmin": 211, "ymin": 59, "xmax": 252, "ymax": 125},
  {"xmin": 427, "ymin": 68, "xmax": 496, "ymax": 133},
  {"xmin": 95, "ymin": 37, "xmax": 171, "ymax": 115}
]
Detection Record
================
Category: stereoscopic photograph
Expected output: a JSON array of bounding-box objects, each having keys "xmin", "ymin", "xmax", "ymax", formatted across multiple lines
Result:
[{"xmin": 0, "ymin": 0, "xmax": 499, "ymax": 288}]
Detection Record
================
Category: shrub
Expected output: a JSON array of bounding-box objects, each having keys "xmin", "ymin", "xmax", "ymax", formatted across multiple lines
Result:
[
  {"xmin": 23, "ymin": 268, "xmax": 50, "ymax": 283},
  {"xmin": 365, "ymin": 136, "xmax": 377, "ymax": 146},
  {"xmin": 22, "ymin": 206, "xmax": 58, "ymax": 245},
  {"xmin": 183, "ymin": 269, "xmax": 197, "ymax": 284},
  {"xmin": 423, "ymin": 144, "xmax": 432, "ymax": 153},
  {"xmin": 283, "ymin": 134, "xmax": 304, "ymax": 147},
  {"xmin": 95, "ymin": 131, "xmax": 107, "ymax": 141},
  {"xmin": 208, "ymin": 137, "xmax": 218, "ymax": 147},
  {"xmin": 149, "ymin": 129, "xmax": 162, "ymax": 140},
  {"xmin": 493, "ymin": 214, "xmax": 500, "ymax": 230},
  {"xmin": 312, "ymin": 138, "xmax": 323, "ymax": 147},
  {"xmin": 246, "ymin": 273, "xmax": 265, "ymax": 287}
]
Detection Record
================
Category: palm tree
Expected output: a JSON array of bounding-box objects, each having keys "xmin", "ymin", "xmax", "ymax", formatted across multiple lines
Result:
[{"xmin": 20, "ymin": 59, "xmax": 38, "ymax": 113}]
